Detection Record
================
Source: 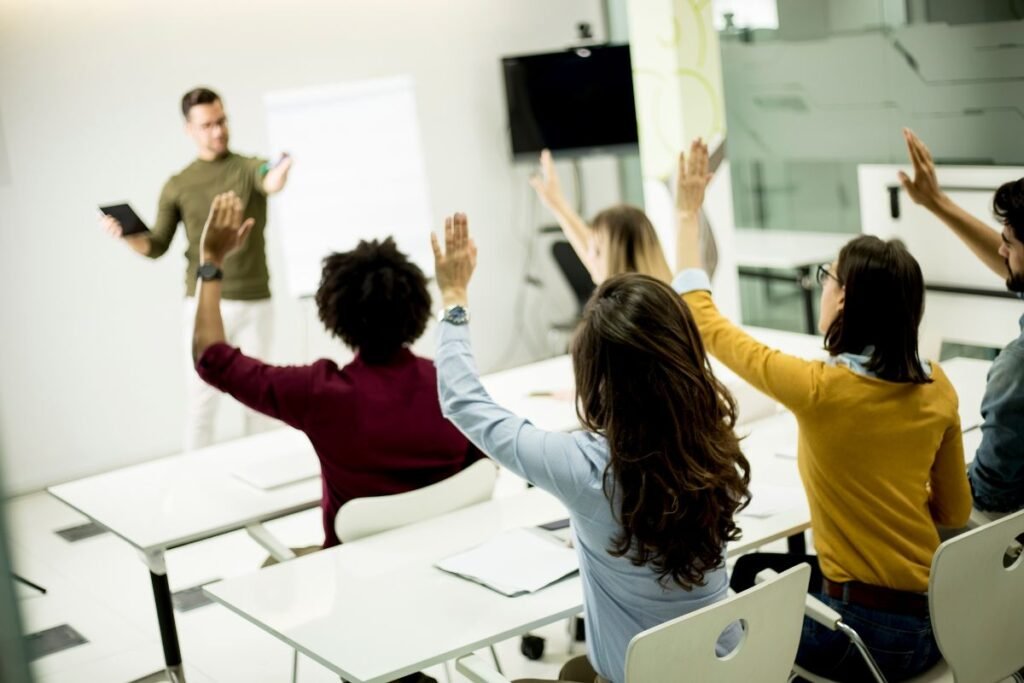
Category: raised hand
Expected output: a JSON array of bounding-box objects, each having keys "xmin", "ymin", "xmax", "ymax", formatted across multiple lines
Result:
[
  {"xmin": 528, "ymin": 149, "xmax": 565, "ymax": 210},
  {"xmin": 430, "ymin": 212, "xmax": 477, "ymax": 307},
  {"xmin": 199, "ymin": 192, "xmax": 255, "ymax": 265},
  {"xmin": 898, "ymin": 128, "xmax": 943, "ymax": 209},
  {"xmin": 676, "ymin": 138, "xmax": 713, "ymax": 217}
]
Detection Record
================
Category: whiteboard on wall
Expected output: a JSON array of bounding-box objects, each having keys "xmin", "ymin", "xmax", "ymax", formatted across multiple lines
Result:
[
  {"xmin": 265, "ymin": 77, "xmax": 434, "ymax": 298},
  {"xmin": 859, "ymin": 164, "xmax": 1024, "ymax": 350},
  {"xmin": 858, "ymin": 164, "xmax": 1023, "ymax": 291}
]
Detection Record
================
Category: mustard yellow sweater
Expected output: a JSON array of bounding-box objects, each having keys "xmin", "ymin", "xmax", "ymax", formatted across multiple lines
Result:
[{"xmin": 682, "ymin": 289, "xmax": 972, "ymax": 592}]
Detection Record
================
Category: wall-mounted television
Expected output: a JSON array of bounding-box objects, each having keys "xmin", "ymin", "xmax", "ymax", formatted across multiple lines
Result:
[{"xmin": 501, "ymin": 44, "xmax": 639, "ymax": 158}]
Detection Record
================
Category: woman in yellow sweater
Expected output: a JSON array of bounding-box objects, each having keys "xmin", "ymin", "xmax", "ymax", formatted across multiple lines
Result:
[{"xmin": 673, "ymin": 140, "xmax": 972, "ymax": 681}]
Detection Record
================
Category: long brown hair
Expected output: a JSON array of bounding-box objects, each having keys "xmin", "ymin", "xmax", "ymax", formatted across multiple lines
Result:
[
  {"xmin": 572, "ymin": 274, "xmax": 751, "ymax": 589},
  {"xmin": 592, "ymin": 205, "xmax": 671, "ymax": 280}
]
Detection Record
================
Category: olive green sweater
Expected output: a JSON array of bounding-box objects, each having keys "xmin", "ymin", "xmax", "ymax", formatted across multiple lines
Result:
[{"xmin": 150, "ymin": 152, "xmax": 269, "ymax": 300}]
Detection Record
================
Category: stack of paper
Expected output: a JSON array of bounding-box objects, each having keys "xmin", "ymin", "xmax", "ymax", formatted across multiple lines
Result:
[{"xmin": 435, "ymin": 528, "xmax": 579, "ymax": 597}]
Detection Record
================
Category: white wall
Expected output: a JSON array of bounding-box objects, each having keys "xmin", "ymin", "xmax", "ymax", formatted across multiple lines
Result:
[{"xmin": 0, "ymin": 0, "xmax": 605, "ymax": 494}]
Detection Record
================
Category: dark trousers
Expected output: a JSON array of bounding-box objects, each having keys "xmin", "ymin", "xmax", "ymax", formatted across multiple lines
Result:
[
  {"xmin": 732, "ymin": 553, "xmax": 941, "ymax": 682},
  {"xmin": 514, "ymin": 655, "xmax": 607, "ymax": 683}
]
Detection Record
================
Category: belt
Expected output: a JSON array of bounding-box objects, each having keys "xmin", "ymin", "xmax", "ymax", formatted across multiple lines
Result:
[{"xmin": 821, "ymin": 578, "xmax": 929, "ymax": 617}]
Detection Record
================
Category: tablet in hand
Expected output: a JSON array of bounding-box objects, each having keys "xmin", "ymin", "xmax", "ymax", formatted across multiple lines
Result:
[{"xmin": 99, "ymin": 203, "xmax": 150, "ymax": 237}]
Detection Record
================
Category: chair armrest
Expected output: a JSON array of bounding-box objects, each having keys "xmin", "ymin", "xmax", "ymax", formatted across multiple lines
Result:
[
  {"xmin": 456, "ymin": 654, "xmax": 512, "ymax": 683},
  {"xmin": 804, "ymin": 593, "xmax": 842, "ymax": 631}
]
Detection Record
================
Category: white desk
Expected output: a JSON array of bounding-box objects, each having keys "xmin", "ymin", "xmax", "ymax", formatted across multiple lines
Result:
[
  {"xmin": 48, "ymin": 428, "xmax": 320, "ymax": 682},
  {"xmin": 939, "ymin": 357, "xmax": 991, "ymax": 432},
  {"xmin": 735, "ymin": 229, "xmax": 851, "ymax": 334},
  {"xmin": 205, "ymin": 458, "xmax": 813, "ymax": 683},
  {"xmin": 735, "ymin": 230, "xmax": 850, "ymax": 273}
]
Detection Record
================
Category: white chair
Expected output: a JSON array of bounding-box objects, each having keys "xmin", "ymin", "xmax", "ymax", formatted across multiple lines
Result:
[
  {"xmin": 334, "ymin": 458, "xmax": 498, "ymax": 542},
  {"xmin": 795, "ymin": 508, "xmax": 1024, "ymax": 683},
  {"xmin": 457, "ymin": 563, "xmax": 812, "ymax": 683}
]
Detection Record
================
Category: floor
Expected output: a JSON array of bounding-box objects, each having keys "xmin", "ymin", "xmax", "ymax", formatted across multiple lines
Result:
[{"xmin": 6, "ymin": 470, "xmax": 583, "ymax": 683}]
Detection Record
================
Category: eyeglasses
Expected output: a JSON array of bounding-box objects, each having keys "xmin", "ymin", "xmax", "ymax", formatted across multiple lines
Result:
[{"xmin": 816, "ymin": 264, "xmax": 842, "ymax": 286}]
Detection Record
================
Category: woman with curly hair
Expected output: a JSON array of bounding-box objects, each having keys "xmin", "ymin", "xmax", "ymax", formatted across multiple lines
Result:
[
  {"xmin": 192, "ymin": 192, "xmax": 481, "ymax": 557},
  {"xmin": 431, "ymin": 213, "xmax": 750, "ymax": 683}
]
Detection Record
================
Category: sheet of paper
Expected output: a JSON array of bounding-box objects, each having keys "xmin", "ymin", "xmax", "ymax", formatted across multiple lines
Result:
[
  {"xmin": 231, "ymin": 452, "xmax": 320, "ymax": 490},
  {"xmin": 739, "ymin": 483, "xmax": 804, "ymax": 518},
  {"xmin": 435, "ymin": 527, "xmax": 578, "ymax": 597}
]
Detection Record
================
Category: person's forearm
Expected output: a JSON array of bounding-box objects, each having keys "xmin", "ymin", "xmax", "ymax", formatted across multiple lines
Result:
[
  {"xmin": 192, "ymin": 262, "xmax": 226, "ymax": 364},
  {"xmin": 262, "ymin": 166, "xmax": 290, "ymax": 195},
  {"xmin": 442, "ymin": 287, "xmax": 468, "ymax": 309},
  {"xmin": 676, "ymin": 210, "xmax": 702, "ymax": 271},
  {"xmin": 546, "ymin": 196, "xmax": 598, "ymax": 280},
  {"xmin": 927, "ymin": 193, "xmax": 1006, "ymax": 277},
  {"xmin": 125, "ymin": 234, "xmax": 153, "ymax": 256}
]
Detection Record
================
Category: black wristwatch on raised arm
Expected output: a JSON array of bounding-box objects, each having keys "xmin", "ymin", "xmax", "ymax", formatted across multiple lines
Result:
[{"xmin": 196, "ymin": 262, "xmax": 224, "ymax": 282}]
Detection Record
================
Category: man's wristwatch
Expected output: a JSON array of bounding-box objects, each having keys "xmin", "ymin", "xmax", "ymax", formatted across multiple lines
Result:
[
  {"xmin": 197, "ymin": 262, "xmax": 224, "ymax": 282},
  {"xmin": 441, "ymin": 304, "xmax": 470, "ymax": 325}
]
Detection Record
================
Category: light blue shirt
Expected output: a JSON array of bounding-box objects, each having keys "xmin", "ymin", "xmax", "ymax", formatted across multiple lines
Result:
[{"xmin": 435, "ymin": 321, "xmax": 736, "ymax": 683}]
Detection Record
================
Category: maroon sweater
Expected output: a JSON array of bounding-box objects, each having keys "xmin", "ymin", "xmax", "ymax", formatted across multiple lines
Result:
[{"xmin": 197, "ymin": 343, "xmax": 480, "ymax": 547}]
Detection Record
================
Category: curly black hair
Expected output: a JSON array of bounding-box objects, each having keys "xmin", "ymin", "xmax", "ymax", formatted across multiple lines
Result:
[
  {"xmin": 994, "ymin": 178, "xmax": 1024, "ymax": 242},
  {"xmin": 315, "ymin": 238, "xmax": 431, "ymax": 364}
]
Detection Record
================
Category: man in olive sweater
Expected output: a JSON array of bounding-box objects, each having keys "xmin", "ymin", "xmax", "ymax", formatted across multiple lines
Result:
[{"xmin": 101, "ymin": 86, "xmax": 293, "ymax": 450}]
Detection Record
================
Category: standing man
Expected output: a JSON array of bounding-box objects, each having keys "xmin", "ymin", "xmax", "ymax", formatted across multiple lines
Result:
[
  {"xmin": 900, "ymin": 127, "xmax": 1024, "ymax": 517},
  {"xmin": 101, "ymin": 87, "xmax": 293, "ymax": 450}
]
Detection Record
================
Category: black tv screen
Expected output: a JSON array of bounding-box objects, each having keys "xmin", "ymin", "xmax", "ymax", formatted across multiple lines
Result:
[{"xmin": 502, "ymin": 44, "xmax": 639, "ymax": 157}]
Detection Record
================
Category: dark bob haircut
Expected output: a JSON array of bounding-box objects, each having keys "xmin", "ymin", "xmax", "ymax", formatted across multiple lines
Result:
[
  {"xmin": 825, "ymin": 235, "xmax": 930, "ymax": 384},
  {"xmin": 315, "ymin": 237, "xmax": 431, "ymax": 364}
]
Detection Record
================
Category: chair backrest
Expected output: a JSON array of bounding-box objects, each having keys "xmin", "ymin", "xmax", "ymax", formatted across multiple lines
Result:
[
  {"xmin": 929, "ymin": 507, "xmax": 1024, "ymax": 683},
  {"xmin": 551, "ymin": 240, "xmax": 596, "ymax": 313},
  {"xmin": 334, "ymin": 459, "xmax": 498, "ymax": 543},
  {"xmin": 624, "ymin": 563, "xmax": 811, "ymax": 683}
]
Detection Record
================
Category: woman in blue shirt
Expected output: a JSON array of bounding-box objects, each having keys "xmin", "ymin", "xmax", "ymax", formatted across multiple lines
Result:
[{"xmin": 431, "ymin": 214, "xmax": 751, "ymax": 682}]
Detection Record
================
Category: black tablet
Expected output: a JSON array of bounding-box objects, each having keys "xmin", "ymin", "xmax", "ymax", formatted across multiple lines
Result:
[{"xmin": 99, "ymin": 203, "xmax": 150, "ymax": 237}]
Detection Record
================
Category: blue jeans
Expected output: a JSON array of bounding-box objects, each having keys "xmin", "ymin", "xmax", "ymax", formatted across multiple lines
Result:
[
  {"xmin": 796, "ymin": 592, "xmax": 940, "ymax": 682},
  {"xmin": 731, "ymin": 553, "xmax": 940, "ymax": 682}
]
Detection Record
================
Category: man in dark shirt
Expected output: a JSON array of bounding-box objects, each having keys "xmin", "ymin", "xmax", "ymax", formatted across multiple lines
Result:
[
  {"xmin": 101, "ymin": 87, "xmax": 293, "ymax": 450},
  {"xmin": 192, "ymin": 192, "xmax": 481, "ymax": 547},
  {"xmin": 901, "ymin": 128, "xmax": 1024, "ymax": 515}
]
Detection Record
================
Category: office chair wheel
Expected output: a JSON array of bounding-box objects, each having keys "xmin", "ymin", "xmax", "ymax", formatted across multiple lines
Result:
[{"xmin": 520, "ymin": 634, "xmax": 545, "ymax": 660}]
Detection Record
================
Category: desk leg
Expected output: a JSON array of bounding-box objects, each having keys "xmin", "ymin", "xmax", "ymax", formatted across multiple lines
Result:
[
  {"xmin": 798, "ymin": 266, "xmax": 816, "ymax": 335},
  {"xmin": 145, "ymin": 550, "xmax": 186, "ymax": 683},
  {"xmin": 787, "ymin": 531, "xmax": 806, "ymax": 555}
]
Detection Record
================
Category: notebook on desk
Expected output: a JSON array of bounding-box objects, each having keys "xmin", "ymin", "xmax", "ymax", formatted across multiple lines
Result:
[
  {"xmin": 231, "ymin": 452, "xmax": 320, "ymax": 490},
  {"xmin": 435, "ymin": 527, "xmax": 578, "ymax": 597}
]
